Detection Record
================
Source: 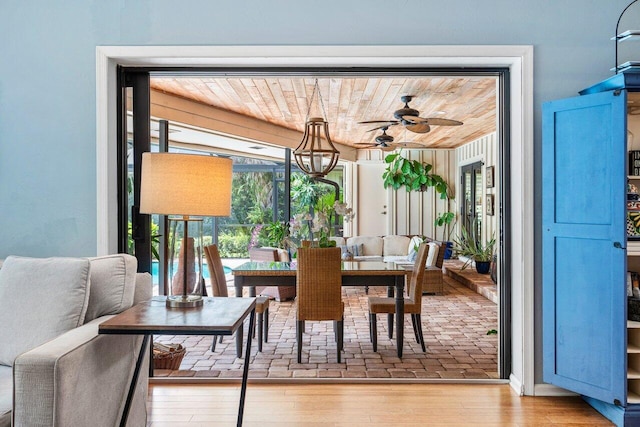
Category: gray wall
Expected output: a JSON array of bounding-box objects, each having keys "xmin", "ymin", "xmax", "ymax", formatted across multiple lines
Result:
[
  {"xmin": 2, "ymin": 0, "xmax": 639, "ymax": 385},
  {"xmin": 1, "ymin": 0, "xmax": 633, "ymax": 256}
]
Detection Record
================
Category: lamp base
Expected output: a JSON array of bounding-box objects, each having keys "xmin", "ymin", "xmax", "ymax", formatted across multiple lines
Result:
[{"xmin": 165, "ymin": 295, "xmax": 204, "ymax": 308}]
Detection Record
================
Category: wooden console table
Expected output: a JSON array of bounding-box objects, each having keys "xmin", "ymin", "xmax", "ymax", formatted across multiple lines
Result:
[{"xmin": 99, "ymin": 296, "xmax": 256, "ymax": 427}]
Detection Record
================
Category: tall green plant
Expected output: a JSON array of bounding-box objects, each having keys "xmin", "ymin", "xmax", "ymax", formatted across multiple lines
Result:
[{"xmin": 434, "ymin": 211, "xmax": 456, "ymax": 241}]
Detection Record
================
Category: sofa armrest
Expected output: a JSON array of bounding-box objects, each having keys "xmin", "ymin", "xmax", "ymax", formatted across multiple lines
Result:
[
  {"xmin": 13, "ymin": 317, "xmax": 148, "ymax": 427},
  {"xmin": 134, "ymin": 272, "xmax": 153, "ymax": 305}
]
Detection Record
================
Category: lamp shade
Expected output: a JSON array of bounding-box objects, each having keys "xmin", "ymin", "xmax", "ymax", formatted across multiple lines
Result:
[{"xmin": 140, "ymin": 152, "xmax": 232, "ymax": 217}]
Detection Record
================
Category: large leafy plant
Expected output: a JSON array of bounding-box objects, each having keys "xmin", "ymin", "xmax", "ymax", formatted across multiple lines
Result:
[{"xmin": 382, "ymin": 152, "xmax": 448, "ymax": 195}]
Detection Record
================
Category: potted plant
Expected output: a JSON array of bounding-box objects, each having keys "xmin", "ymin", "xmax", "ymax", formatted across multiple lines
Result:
[
  {"xmin": 434, "ymin": 186, "xmax": 457, "ymax": 259},
  {"xmin": 434, "ymin": 211, "xmax": 456, "ymax": 258},
  {"xmin": 453, "ymin": 225, "xmax": 496, "ymax": 274}
]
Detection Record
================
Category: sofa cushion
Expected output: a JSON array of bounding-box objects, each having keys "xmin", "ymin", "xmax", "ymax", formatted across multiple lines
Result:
[
  {"xmin": 84, "ymin": 254, "xmax": 137, "ymax": 323},
  {"xmin": 0, "ymin": 365, "xmax": 11, "ymax": 427},
  {"xmin": 426, "ymin": 242, "xmax": 440, "ymax": 267},
  {"xmin": 383, "ymin": 235, "xmax": 411, "ymax": 256},
  {"xmin": 0, "ymin": 256, "xmax": 90, "ymax": 366},
  {"xmin": 346, "ymin": 236, "xmax": 383, "ymax": 256},
  {"xmin": 382, "ymin": 255, "xmax": 410, "ymax": 263}
]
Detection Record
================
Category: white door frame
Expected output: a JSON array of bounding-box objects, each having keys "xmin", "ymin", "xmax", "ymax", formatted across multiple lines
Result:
[{"xmin": 95, "ymin": 45, "xmax": 534, "ymax": 394}]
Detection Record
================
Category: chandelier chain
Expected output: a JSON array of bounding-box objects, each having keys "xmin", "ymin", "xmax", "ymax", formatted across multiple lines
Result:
[{"xmin": 304, "ymin": 78, "xmax": 328, "ymax": 122}]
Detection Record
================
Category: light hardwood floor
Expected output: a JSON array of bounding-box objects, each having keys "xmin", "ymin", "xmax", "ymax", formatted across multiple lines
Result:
[{"xmin": 147, "ymin": 383, "xmax": 613, "ymax": 426}]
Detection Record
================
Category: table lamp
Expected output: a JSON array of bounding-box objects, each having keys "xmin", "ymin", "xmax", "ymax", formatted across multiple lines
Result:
[{"xmin": 140, "ymin": 152, "xmax": 232, "ymax": 308}]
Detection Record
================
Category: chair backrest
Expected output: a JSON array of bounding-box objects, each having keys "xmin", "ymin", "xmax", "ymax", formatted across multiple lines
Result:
[
  {"xmin": 203, "ymin": 244, "xmax": 228, "ymax": 297},
  {"xmin": 408, "ymin": 243, "xmax": 430, "ymax": 304},
  {"xmin": 249, "ymin": 247, "xmax": 279, "ymax": 262},
  {"xmin": 296, "ymin": 247, "xmax": 343, "ymax": 321}
]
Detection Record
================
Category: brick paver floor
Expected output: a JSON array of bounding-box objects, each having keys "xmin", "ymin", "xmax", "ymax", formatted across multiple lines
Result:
[{"xmin": 154, "ymin": 275, "xmax": 498, "ymax": 379}]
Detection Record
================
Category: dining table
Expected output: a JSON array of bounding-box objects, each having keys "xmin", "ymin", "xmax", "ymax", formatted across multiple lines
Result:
[{"xmin": 232, "ymin": 260, "xmax": 410, "ymax": 357}]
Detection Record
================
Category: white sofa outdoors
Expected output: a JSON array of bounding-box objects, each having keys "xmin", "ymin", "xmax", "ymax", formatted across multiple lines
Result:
[
  {"xmin": 331, "ymin": 235, "xmax": 445, "ymax": 294},
  {"xmin": 330, "ymin": 235, "xmax": 438, "ymax": 264},
  {"xmin": 0, "ymin": 254, "xmax": 151, "ymax": 427}
]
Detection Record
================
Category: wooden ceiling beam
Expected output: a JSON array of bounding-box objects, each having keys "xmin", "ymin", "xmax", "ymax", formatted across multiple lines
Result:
[{"xmin": 150, "ymin": 89, "xmax": 357, "ymax": 161}]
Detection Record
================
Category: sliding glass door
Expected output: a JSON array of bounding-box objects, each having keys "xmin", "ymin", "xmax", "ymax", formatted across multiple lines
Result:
[{"xmin": 460, "ymin": 161, "xmax": 483, "ymax": 242}]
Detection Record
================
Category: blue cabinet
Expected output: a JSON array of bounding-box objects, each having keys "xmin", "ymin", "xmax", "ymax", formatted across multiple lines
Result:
[{"xmin": 543, "ymin": 71, "xmax": 640, "ymax": 426}]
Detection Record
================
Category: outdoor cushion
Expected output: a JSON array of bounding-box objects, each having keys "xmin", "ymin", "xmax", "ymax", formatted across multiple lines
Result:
[
  {"xmin": 346, "ymin": 236, "xmax": 383, "ymax": 256},
  {"xmin": 383, "ymin": 235, "xmax": 411, "ymax": 256},
  {"xmin": 0, "ymin": 256, "xmax": 90, "ymax": 366},
  {"xmin": 84, "ymin": 254, "xmax": 137, "ymax": 323},
  {"xmin": 426, "ymin": 242, "xmax": 440, "ymax": 267},
  {"xmin": 382, "ymin": 255, "xmax": 410, "ymax": 263}
]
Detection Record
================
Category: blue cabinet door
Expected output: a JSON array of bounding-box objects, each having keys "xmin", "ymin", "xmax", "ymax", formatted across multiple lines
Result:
[{"xmin": 542, "ymin": 90, "xmax": 627, "ymax": 404}]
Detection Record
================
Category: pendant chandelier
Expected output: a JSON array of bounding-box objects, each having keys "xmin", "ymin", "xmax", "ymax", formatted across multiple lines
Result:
[{"xmin": 293, "ymin": 79, "xmax": 340, "ymax": 177}]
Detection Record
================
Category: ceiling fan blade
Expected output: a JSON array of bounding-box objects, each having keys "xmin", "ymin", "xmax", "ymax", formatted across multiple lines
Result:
[
  {"xmin": 367, "ymin": 123, "xmax": 399, "ymax": 132},
  {"xmin": 401, "ymin": 115, "xmax": 425, "ymax": 124},
  {"xmin": 358, "ymin": 120, "xmax": 399, "ymax": 125},
  {"xmin": 405, "ymin": 122, "xmax": 431, "ymax": 133},
  {"xmin": 380, "ymin": 145, "xmax": 395, "ymax": 152},
  {"xmin": 423, "ymin": 118, "xmax": 463, "ymax": 126},
  {"xmin": 401, "ymin": 115, "xmax": 463, "ymax": 126},
  {"xmin": 354, "ymin": 141, "xmax": 379, "ymax": 145},
  {"xmin": 393, "ymin": 142, "xmax": 428, "ymax": 149}
]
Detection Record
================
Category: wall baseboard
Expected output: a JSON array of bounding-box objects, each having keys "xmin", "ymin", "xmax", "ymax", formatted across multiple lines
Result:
[{"xmin": 534, "ymin": 383, "xmax": 577, "ymax": 396}]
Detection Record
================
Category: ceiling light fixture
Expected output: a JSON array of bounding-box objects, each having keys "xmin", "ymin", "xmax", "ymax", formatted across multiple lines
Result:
[{"xmin": 293, "ymin": 79, "xmax": 339, "ymax": 177}]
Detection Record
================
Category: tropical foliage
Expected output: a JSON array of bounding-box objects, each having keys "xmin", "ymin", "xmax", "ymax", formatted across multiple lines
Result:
[{"xmin": 382, "ymin": 152, "xmax": 448, "ymax": 196}]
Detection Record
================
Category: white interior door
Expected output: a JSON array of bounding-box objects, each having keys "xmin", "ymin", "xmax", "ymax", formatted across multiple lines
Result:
[{"xmin": 356, "ymin": 162, "xmax": 389, "ymax": 236}]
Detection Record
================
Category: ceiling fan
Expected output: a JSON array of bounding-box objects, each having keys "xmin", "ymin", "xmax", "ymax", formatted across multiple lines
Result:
[
  {"xmin": 359, "ymin": 95, "xmax": 463, "ymax": 134},
  {"xmin": 354, "ymin": 126, "xmax": 428, "ymax": 151}
]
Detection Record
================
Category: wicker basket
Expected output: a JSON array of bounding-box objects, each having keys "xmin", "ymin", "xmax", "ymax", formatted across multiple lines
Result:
[{"xmin": 153, "ymin": 343, "xmax": 186, "ymax": 370}]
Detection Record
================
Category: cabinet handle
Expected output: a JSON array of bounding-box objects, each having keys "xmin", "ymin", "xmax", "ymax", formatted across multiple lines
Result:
[{"xmin": 614, "ymin": 241, "xmax": 626, "ymax": 249}]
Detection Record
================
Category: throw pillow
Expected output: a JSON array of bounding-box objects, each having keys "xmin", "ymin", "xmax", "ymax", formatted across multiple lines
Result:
[
  {"xmin": 84, "ymin": 254, "xmax": 137, "ymax": 322},
  {"xmin": 0, "ymin": 256, "xmax": 91, "ymax": 366},
  {"xmin": 407, "ymin": 235, "xmax": 425, "ymax": 257},
  {"xmin": 339, "ymin": 244, "xmax": 363, "ymax": 257},
  {"xmin": 426, "ymin": 242, "xmax": 440, "ymax": 267}
]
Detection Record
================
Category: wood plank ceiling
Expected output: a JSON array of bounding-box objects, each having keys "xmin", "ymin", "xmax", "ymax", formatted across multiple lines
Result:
[{"xmin": 150, "ymin": 76, "xmax": 497, "ymax": 150}]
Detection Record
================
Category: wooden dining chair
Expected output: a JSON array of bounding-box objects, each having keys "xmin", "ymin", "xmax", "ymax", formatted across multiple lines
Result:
[
  {"xmin": 204, "ymin": 244, "xmax": 270, "ymax": 352},
  {"xmin": 296, "ymin": 246, "xmax": 344, "ymax": 363},
  {"xmin": 368, "ymin": 242, "xmax": 429, "ymax": 353}
]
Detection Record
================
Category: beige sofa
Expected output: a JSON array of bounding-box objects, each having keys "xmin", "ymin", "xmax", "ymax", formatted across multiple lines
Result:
[
  {"xmin": 331, "ymin": 235, "xmax": 445, "ymax": 294},
  {"xmin": 0, "ymin": 254, "xmax": 151, "ymax": 427}
]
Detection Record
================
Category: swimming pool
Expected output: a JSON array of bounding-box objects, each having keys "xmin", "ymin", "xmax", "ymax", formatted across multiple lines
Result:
[{"xmin": 151, "ymin": 261, "xmax": 231, "ymax": 279}]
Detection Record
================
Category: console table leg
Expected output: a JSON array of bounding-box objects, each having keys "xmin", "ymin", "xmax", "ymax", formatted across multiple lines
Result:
[
  {"xmin": 237, "ymin": 308, "xmax": 255, "ymax": 427},
  {"xmin": 120, "ymin": 334, "xmax": 149, "ymax": 427},
  {"xmin": 395, "ymin": 276, "xmax": 404, "ymax": 358}
]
